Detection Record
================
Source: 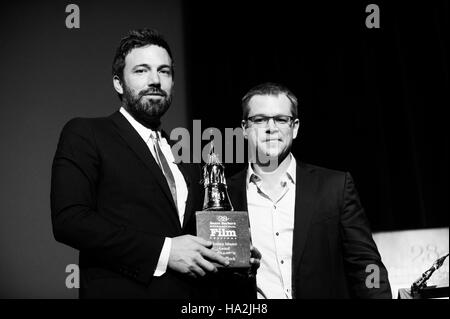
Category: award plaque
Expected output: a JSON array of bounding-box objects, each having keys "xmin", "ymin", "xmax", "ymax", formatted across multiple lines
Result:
[{"xmin": 196, "ymin": 145, "xmax": 251, "ymax": 269}]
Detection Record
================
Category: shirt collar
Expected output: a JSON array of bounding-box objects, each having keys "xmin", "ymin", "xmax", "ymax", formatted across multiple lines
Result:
[
  {"xmin": 286, "ymin": 155, "xmax": 297, "ymax": 184},
  {"xmin": 120, "ymin": 107, "xmax": 160, "ymax": 143},
  {"xmin": 247, "ymin": 153, "xmax": 297, "ymax": 187}
]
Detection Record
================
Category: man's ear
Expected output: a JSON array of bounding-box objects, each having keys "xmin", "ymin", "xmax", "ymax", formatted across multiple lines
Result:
[
  {"xmin": 292, "ymin": 118, "xmax": 300, "ymax": 139},
  {"xmin": 241, "ymin": 120, "xmax": 248, "ymax": 139},
  {"xmin": 113, "ymin": 75, "xmax": 123, "ymax": 95}
]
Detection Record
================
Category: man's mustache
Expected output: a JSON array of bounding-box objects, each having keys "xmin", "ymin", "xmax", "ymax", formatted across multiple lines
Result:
[{"xmin": 139, "ymin": 87, "xmax": 167, "ymax": 98}]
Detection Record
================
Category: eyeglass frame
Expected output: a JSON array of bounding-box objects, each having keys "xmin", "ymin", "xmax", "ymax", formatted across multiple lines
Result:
[{"xmin": 244, "ymin": 115, "xmax": 297, "ymax": 128}]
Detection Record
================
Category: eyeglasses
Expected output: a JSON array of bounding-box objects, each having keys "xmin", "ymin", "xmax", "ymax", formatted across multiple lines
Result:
[{"xmin": 246, "ymin": 115, "xmax": 295, "ymax": 128}]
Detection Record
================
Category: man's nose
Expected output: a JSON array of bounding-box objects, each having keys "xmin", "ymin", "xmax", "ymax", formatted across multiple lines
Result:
[
  {"xmin": 265, "ymin": 118, "xmax": 278, "ymax": 132},
  {"xmin": 147, "ymin": 71, "xmax": 161, "ymax": 86}
]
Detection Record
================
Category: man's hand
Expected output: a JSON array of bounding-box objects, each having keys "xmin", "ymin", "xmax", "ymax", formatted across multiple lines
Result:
[
  {"xmin": 249, "ymin": 245, "xmax": 261, "ymax": 278},
  {"xmin": 168, "ymin": 235, "xmax": 230, "ymax": 278}
]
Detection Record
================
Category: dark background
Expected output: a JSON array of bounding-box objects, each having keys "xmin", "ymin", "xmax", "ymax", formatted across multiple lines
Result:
[
  {"xmin": 0, "ymin": 0, "xmax": 448, "ymax": 298},
  {"xmin": 184, "ymin": 0, "xmax": 449, "ymax": 232}
]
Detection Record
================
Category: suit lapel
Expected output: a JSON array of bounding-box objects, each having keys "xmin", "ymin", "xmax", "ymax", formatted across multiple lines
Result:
[
  {"xmin": 109, "ymin": 112, "xmax": 180, "ymax": 226},
  {"xmin": 291, "ymin": 162, "xmax": 317, "ymax": 297},
  {"xmin": 228, "ymin": 169, "xmax": 248, "ymax": 212},
  {"xmin": 177, "ymin": 162, "xmax": 195, "ymax": 229}
]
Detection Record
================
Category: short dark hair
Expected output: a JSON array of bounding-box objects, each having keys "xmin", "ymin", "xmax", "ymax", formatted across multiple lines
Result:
[
  {"xmin": 241, "ymin": 82, "xmax": 298, "ymax": 120},
  {"xmin": 112, "ymin": 28, "xmax": 174, "ymax": 81}
]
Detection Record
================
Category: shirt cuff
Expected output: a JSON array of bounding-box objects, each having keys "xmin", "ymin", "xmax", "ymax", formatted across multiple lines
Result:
[{"xmin": 153, "ymin": 237, "xmax": 172, "ymax": 277}]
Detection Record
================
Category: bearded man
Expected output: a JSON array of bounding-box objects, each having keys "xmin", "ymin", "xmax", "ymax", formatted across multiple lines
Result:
[{"xmin": 50, "ymin": 29, "xmax": 231, "ymax": 298}]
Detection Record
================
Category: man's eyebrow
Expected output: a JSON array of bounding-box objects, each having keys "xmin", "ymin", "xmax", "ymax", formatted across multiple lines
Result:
[
  {"xmin": 249, "ymin": 114, "xmax": 285, "ymax": 117},
  {"xmin": 157, "ymin": 64, "xmax": 172, "ymax": 70},
  {"xmin": 131, "ymin": 64, "xmax": 172, "ymax": 70},
  {"xmin": 132, "ymin": 64, "xmax": 150, "ymax": 70}
]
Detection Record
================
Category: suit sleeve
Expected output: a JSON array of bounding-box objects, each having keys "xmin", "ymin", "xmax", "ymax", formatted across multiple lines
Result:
[
  {"xmin": 340, "ymin": 172, "xmax": 392, "ymax": 298},
  {"xmin": 51, "ymin": 118, "xmax": 165, "ymax": 285}
]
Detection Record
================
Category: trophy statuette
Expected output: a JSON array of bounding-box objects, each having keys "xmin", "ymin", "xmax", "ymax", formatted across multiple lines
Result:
[{"xmin": 196, "ymin": 143, "xmax": 251, "ymax": 269}]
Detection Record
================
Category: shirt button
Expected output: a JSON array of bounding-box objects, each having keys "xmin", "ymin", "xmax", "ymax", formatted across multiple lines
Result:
[
  {"xmin": 281, "ymin": 260, "xmax": 284, "ymax": 264},
  {"xmin": 276, "ymin": 232, "xmax": 279, "ymax": 236}
]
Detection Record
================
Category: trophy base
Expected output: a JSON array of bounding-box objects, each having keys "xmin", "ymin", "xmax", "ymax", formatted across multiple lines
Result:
[{"xmin": 196, "ymin": 211, "xmax": 251, "ymax": 269}]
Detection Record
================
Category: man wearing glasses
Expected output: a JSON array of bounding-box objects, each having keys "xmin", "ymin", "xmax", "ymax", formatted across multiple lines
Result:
[{"xmin": 228, "ymin": 82, "xmax": 392, "ymax": 299}]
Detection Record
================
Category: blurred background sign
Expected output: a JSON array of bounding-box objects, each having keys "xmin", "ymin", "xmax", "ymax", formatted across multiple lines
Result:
[{"xmin": 373, "ymin": 228, "xmax": 449, "ymax": 298}]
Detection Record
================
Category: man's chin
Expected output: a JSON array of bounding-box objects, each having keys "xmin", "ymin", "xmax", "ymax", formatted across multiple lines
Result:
[
  {"xmin": 140, "ymin": 100, "xmax": 170, "ymax": 116},
  {"xmin": 252, "ymin": 149, "xmax": 278, "ymax": 165},
  {"xmin": 260, "ymin": 146, "xmax": 282, "ymax": 158},
  {"xmin": 126, "ymin": 103, "xmax": 167, "ymax": 129}
]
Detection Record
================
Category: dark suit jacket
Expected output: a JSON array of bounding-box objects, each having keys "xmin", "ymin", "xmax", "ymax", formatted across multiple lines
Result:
[
  {"xmin": 51, "ymin": 111, "xmax": 203, "ymax": 298},
  {"xmin": 228, "ymin": 162, "xmax": 392, "ymax": 299}
]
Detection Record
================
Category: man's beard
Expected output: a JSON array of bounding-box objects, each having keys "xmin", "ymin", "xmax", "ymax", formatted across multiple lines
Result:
[{"xmin": 122, "ymin": 84, "xmax": 172, "ymax": 130}]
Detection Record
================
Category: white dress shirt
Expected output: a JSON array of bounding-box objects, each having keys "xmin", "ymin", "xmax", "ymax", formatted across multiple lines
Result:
[
  {"xmin": 247, "ymin": 154, "xmax": 296, "ymax": 299},
  {"xmin": 120, "ymin": 107, "xmax": 188, "ymax": 276}
]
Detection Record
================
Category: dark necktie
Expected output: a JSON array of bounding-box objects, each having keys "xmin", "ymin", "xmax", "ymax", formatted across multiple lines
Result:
[{"xmin": 151, "ymin": 134, "xmax": 178, "ymax": 210}]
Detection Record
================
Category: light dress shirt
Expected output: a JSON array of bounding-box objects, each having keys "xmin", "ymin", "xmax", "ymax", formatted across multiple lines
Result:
[{"xmin": 246, "ymin": 154, "xmax": 296, "ymax": 298}]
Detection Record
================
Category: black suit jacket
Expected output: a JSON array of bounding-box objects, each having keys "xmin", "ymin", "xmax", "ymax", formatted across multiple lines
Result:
[
  {"xmin": 228, "ymin": 162, "xmax": 392, "ymax": 299},
  {"xmin": 51, "ymin": 111, "xmax": 203, "ymax": 298}
]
